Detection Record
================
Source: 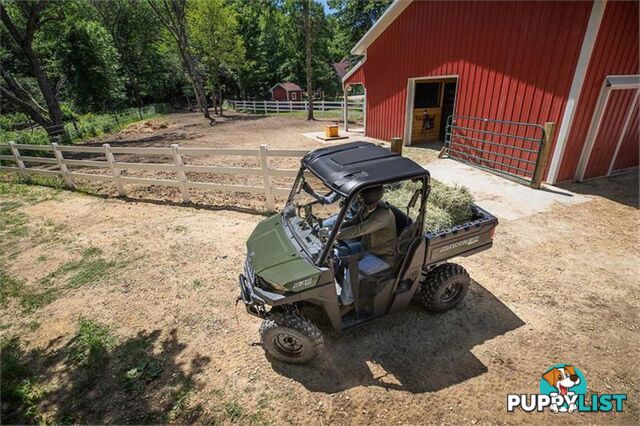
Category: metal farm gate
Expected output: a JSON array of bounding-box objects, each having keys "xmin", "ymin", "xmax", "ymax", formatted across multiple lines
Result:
[{"xmin": 443, "ymin": 115, "xmax": 553, "ymax": 187}]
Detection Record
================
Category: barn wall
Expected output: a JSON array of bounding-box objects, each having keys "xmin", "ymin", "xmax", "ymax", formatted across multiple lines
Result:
[
  {"xmin": 555, "ymin": 0, "xmax": 639, "ymax": 181},
  {"xmin": 271, "ymin": 87, "xmax": 287, "ymax": 101},
  {"xmin": 356, "ymin": 0, "xmax": 592, "ymax": 149}
]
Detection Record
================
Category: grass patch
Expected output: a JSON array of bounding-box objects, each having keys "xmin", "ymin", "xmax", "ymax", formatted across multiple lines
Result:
[
  {"xmin": 20, "ymin": 288, "xmax": 59, "ymax": 314},
  {"xmin": 223, "ymin": 400, "xmax": 244, "ymax": 421},
  {"xmin": 0, "ymin": 337, "xmax": 47, "ymax": 424},
  {"xmin": 1, "ymin": 269, "xmax": 24, "ymax": 307},
  {"xmin": 40, "ymin": 247, "xmax": 119, "ymax": 290},
  {"xmin": 119, "ymin": 336, "xmax": 163, "ymax": 393},
  {"xmin": 68, "ymin": 317, "xmax": 116, "ymax": 367},
  {"xmin": 0, "ymin": 211, "xmax": 29, "ymax": 238},
  {"xmin": 192, "ymin": 279, "xmax": 203, "ymax": 289},
  {"xmin": 167, "ymin": 388, "xmax": 192, "ymax": 422}
]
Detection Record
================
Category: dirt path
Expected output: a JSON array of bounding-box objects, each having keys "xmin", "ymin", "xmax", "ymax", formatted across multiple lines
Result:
[
  {"xmin": 1, "ymin": 113, "xmax": 638, "ymax": 424},
  {"xmin": 1, "ymin": 171, "xmax": 638, "ymax": 424}
]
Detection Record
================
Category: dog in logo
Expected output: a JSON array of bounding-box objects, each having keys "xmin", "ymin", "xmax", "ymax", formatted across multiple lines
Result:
[{"xmin": 542, "ymin": 365, "xmax": 581, "ymax": 413}]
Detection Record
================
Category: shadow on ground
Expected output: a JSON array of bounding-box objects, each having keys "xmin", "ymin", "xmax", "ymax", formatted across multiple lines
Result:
[
  {"xmin": 270, "ymin": 281, "xmax": 524, "ymax": 393},
  {"xmin": 557, "ymin": 171, "xmax": 639, "ymax": 208},
  {"xmin": 1, "ymin": 328, "xmax": 210, "ymax": 424}
]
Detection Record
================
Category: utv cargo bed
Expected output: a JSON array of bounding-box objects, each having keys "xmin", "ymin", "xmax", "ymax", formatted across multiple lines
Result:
[{"xmin": 424, "ymin": 204, "xmax": 497, "ymax": 265}]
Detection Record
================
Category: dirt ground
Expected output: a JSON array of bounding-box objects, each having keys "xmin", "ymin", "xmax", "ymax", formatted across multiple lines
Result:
[{"xmin": 1, "ymin": 112, "xmax": 638, "ymax": 424}]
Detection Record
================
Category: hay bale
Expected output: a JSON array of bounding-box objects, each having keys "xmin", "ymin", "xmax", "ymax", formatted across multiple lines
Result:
[
  {"xmin": 425, "ymin": 204, "xmax": 454, "ymax": 232},
  {"xmin": 428, "ymin": 179, "xmax": 474, "ymax": 225},
  {"xmin": 383, "ymin": 178, "xmax": 474, "ymax": 233}
]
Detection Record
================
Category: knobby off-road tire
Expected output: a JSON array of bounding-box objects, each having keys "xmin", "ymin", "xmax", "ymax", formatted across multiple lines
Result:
[
  {"xmin": 414, "ymin": 263, "xmax": 470, "ymax": 313},
  {"xmin": 259, "ymin": 312, "xmax": 324, "ymax": 364}
]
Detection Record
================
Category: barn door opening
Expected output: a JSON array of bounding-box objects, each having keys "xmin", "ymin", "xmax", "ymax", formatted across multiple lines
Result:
[
  {"xmin": 576, "ymin": 75, "xmax": 640, "ymax": 181},
  {"xmin": 407, "ymin": 77, "xmax": 457, "ymax": 145}
]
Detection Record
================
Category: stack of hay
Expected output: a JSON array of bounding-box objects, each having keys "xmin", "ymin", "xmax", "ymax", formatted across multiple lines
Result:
[{"xmin": 384, "ymin": 179, "xmax": 474, "ymax": 233}]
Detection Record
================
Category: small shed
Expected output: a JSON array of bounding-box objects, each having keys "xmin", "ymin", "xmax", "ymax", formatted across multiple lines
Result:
[{"xmin": 270, "ymin": 83, "xmax": 303, "ymax": 101}]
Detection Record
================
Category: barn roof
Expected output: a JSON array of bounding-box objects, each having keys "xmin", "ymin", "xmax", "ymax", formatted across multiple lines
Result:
[
  {"xmin": 270, "ymin": 82, "xmax": 303, "ymax": 92},
  {"xmin": 351, "ymin": 0, "xmax": 413, "ymax": 56}
]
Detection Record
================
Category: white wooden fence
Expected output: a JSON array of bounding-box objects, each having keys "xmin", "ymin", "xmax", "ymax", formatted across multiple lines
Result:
[
  {"xmin": 0, "ymin": 142, "xmax": 310, "ymax": 212},
  {"xmin": 230, "ymin": 99, "xmax": 364, "ymax": 114}
]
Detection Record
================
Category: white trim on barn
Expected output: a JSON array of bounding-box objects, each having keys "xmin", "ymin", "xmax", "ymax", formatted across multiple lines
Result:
[
  {"xmin": 547, "ymin": 0, "xmax": 607, "ymax": 184},
  {"xmin": 351, "ymin": 0, "xmax": 413, "ymax": 55}
]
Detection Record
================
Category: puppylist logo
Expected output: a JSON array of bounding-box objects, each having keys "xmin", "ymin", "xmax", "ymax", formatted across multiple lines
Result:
[{"xmin": 507, "ymin": 364, "xmax": 627, "ymax": 414}]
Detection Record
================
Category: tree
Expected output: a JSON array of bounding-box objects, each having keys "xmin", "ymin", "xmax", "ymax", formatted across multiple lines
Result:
[
  {"xmin": 0, "ymin": 0, "xmax": 66, "ymax": 136},
  {"xmin": 147, "ymin": 0, "xmax": 210, "ymax": 119},
  {"xmin": 303, "ymin": 0, "xmax": 313, "ymax": 120},
  {"xmin": 328, "ymin": 0, "xmax": 392, "ymax": 61},
  {"xmin": 188, "ymin": 0, "xmax": 244, "ymax": 116}
]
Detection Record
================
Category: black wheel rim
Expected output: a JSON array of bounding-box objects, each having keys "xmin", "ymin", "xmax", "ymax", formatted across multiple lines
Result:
[
  {"xmin": 273, "ymin": 332, "xmax": 304, "ymax": 358},
  {"xmin": 440, "ymin": 281, "xmax": 462, "ymax": 303}
]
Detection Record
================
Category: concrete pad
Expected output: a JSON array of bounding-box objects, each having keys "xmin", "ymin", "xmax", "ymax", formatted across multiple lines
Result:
[
  {"xmin": 302, "ymin": 128, "xmax": 386, "ymax": 145},
  {"xmin": 424, "ymin": 158, "xmax": 591, "ymax": 221}
]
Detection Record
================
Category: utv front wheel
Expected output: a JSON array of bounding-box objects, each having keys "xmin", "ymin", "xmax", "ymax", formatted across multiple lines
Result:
[
  {"xmin": 415, "ymin": 263, "xmax": 470, "ymax": 312},
  {"xmin": 259, "ymin": 312, "xmax": 324, "ymax": 364}
]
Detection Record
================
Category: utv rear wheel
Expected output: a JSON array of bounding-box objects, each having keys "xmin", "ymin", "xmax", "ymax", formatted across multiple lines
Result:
[
  {"xmin": 259, "ymin": 312, "xmax": 324, "ymax": 364},
  {"xmin": 415, "ymin": 263, "xmax": 470, "ymax": 312}
]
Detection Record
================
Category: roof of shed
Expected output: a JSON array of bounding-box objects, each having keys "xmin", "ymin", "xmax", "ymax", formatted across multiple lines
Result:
[{"xmin": 270, "ymin": 82, "xmax": 303, "ymax": 92}]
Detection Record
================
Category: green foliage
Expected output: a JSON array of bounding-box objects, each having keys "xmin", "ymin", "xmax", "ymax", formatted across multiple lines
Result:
[
  {"xmin": 0, "ymin": 337, "xmax": 47, "ymax": 424},
  {"xmin": 328, "ymin": 0, "xmax": 392, "ymax": 60},
  {"xmin": 61, "ymin": 21, "xmax": 126, "ymax": 110},
  {"xmin": 68, "ymin": 318, "xmax": 116, "ymax": 367}
]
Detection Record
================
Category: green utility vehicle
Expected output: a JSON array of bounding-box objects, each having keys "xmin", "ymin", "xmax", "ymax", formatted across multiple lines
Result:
[{"xmin": 239, "ymin": 142, "xmax": 497, "ymax": 364}]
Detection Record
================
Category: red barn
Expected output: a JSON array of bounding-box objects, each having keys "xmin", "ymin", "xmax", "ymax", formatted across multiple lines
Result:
[
  {"xmin": 343, "ymin": 0, "xmax": 639, "ymax": 183},
  {"xmin": 270, "ymin": 83, "xmax": 304, "ymax": 101}
]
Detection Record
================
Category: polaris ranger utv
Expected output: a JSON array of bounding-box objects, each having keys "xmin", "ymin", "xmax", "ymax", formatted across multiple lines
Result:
[{"xmin": 239, "ymin": 142, "xmax": 497, "ymax": 364}]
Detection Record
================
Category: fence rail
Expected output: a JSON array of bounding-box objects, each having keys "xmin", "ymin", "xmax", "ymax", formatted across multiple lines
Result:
[
  {"xmin": 230, "ymin": 99, "xmax": 363, "ymax": 114},
  {"xmin": 0, "ymin": 141, "xmax": 309, "ymax": 212}
]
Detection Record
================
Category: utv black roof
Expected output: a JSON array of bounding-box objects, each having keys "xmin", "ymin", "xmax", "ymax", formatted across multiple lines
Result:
[{"xmin": 301, "ymin": 141, "xmax": 429, "ymax": 196}]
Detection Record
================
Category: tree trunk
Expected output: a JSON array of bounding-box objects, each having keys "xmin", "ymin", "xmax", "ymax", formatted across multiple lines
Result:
[
  {"xmin": 0, "ymin": 2, "xmax": 67, "ymax": 139},
  {"xmin": 303, "ymin": 0, "xmax": 314, "ymax": 121}
]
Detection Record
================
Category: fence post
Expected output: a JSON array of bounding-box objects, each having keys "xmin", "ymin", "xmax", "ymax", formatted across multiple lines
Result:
[
  {"xmin": 103, "ymin": 143, "xmax": 125, "ymax": 196},
  {"xmin": 259, "ymin": 144, "xmax": 275, "ymax": 212},
  {"xmin": 8, "ymin": 141, "xmax": 30, "ymax": 182},
  {"xmin": 276, "ymin": 101, "xmax": 280, "ymax": 113},
  {"xmin": 171, "ymin": 144, "xmax": 190, "ymax": 203},
  {"xmin": 51, "ymin": 143, "xmax": 74, "ymax": 189},
  {"xmin": 263, "ymin": 100, "xmax": 267, "ymax": 114},
  {"xmin": 289, "ymin": 100, "xmax": 293, "ymax": 112},
  {"xmin": 321, "ymin": 100, "xmax": 325, "ymax": 112},
  {"xmin": 305, "ymin": 100, "xmax": 308, "ymax": 112},
  {"xmin": 531, "ymin": 122, "xmax": 557, "ymax": 189},
  {"xmin": 252, "ymin": 101, "xmax": 256, "ymax": 114}
]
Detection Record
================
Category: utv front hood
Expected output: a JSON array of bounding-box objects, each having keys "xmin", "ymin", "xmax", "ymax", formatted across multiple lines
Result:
[{"xmin": 246, "ymin": 214, "xmax": 320, "ymax": 291}]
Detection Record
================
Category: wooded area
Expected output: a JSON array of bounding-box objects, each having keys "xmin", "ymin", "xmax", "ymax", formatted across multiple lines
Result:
[{"xmin": 0, "ymin": 0, "xmax": 391, "ymax": 131}]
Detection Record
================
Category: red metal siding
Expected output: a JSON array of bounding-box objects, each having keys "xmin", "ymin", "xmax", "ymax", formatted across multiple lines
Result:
[
  {"xmin": 584, "ymin": 89, "xmax": 636, "ymax": 179},
  {"xmin": 556, "ymin": 0, "xmax": 639, "ymax": 181},
  {"xmin": 356, "ymin": 0, "xmax": 592, "ymax": 163},
  {"xmin": 612, "ymin": 98, "xmax": 639, "ymax": 172},
  {"xmin": 345, "ymin": 64, "xmax": 365, "ymax": 85}
]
